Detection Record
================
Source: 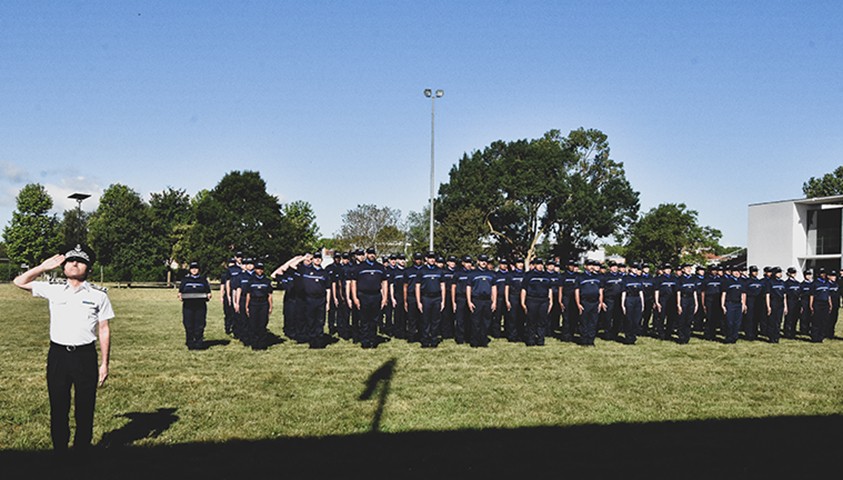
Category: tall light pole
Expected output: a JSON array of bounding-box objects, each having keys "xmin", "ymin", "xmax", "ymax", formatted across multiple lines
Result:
[{"xmin": 424, "ymin": 88, "xmax": 443, "ymax": 252}]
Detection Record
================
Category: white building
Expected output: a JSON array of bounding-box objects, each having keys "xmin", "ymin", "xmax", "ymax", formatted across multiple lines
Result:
[{"xmin": 748, "ymin": 194, "xmax": 843, "ymax": 277}]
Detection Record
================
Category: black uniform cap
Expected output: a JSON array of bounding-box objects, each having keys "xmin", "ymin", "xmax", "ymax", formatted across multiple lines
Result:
[
  {"xmin": 333, "ymin": 251, "xmax": 342, "ymax": 258},
  {"xmin": 366, "ymin": 247, "xmax": 376, "ymax": 254},
  {"xmin": 255, "ymin": 262, "xmax": 265, "ymax": 269},
  {"xmin": 63, "ymin": 244, "xmax": 95, "ymax": 266},
  {"xmin": 749, "ymin": 265, "xmax": 758, "ymax": 272},
  {"xmin": 829, "ymin": 270, "xmax": 838, "ymax": 276},
  {"xmin": 514, "ymin": 257, "xmax": 525, "ymax": 264},
  {"xmin": 499, "ymin": 258, "xmax": 509, "ymax": 264},
  {"xmin": 786, "ymin": 267, "xmax": 797, "ymax": 274},
  {"xmin": 413, "ymin": 252, "xmax": 423, "ymax": 260},
  {"xmin": 235, "ymin": 251, "xmax": 244, "ymax": 257},
  {"xmin": 436, "ymin": 256, "xmax": 445, "ymax": 263},
  {"xmin": 477, "ymin": 254, "xmax": 489, "ymax": 262},
  {"xmin": 388, "ymin": 254, "xmax": 397, "ymax": 260},
  {"xmin": 771, "ymin": 266, "xmax": 782, "ymax": 274},
  {"xmin": 189, "ymin": 261, "xmax": 200, "ymax": 269},
  {"xmin": 818, "ymin": 267, "xmax": 826, "ymax": 274},
  {"xmin": 803, "ymin": 269, "xmax": 813, "ymax": 275},
  {"xmin": 567, "ymin": 259, "xmax": 578, "ymax": 266},
  {"xmin": 462, "ymin": 255, "xmax": 473, "ymax": 263},
  {"xmin": 397, "ymin": 253, "xmax": 406, "ymax": 260},
  {"xmin": 341, "ymin": 252, "xmax": 350, "ymax": 259},
  {"xmin": 662, "ymin": 263, "xmax": 672, "ymax": 269},
  {"xmin": 447, "ymin": 255, "xmax": 457, "ymax": 262},
  {"xmin": 426, "ymin": 251, "xmax": 436, "ymax": 259},
  {"xmin": 313, "ymin": 251, "xmax": 322, "ymax": 259}
]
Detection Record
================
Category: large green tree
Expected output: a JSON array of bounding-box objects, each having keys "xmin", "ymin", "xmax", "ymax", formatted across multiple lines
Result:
[
  {"xmin": 437, "ymin": 128, "xmax": 639, "ymax": 260},
  {"xmin": 624, "ymin": 203, "xmax": 722, "ymax": 267},
  {"xmin": 149, "ymin": 187, "xmax": 193, "ymax": 267},
  {"xmin": 2, "ymin": 183, "xmax": 61, "ymax": 267},
  {"xmin": 185, "ymin": 171, "xmax": 318, "ymax": 271},
  {"xmin": 88, "ymin": 184, "xmax": 162, "ymax": 281},
  {"xmin": 803, "ymin": 166, "xmax": 843, "ymax": 198},
  {"xmin": 337, "ymin": 204, "xmax": 404, "ymax": 252}
]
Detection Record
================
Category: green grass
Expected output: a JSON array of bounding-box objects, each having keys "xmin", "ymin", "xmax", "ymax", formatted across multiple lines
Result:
[{"xmin": 1, "ymin": 284, "xmax": 842, "ymax": 451}]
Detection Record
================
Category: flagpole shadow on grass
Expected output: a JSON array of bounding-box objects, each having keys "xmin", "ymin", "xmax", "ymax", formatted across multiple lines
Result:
[
  {"xmin": 358, "ymin": 358, "xmax": 397, "ymax": 433},
  {"xmin": 98, "ymin": 408, "xmax": 180, "ymax": 448}
]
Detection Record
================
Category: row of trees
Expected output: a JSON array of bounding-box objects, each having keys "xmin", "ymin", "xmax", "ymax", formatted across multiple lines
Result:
[{"xmin": 2, "ymin": 171, "xmax": 320, "ymax": 281}]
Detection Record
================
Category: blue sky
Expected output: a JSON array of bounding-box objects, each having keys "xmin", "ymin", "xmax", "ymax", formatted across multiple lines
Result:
[{"xmin": 1, "ymin": 1, "xmax": 841, "ymax": 246}]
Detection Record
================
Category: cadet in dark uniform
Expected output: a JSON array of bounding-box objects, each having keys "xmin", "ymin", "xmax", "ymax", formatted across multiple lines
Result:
[
  {"xmin": 219, "ymin": 258, "xmax": 235, "ymax": 335},
  {"xmin": 809, "ymin": 269, "xmax": 832, "ymax": 343},
  {"xmin": 325, "ymin": 252, "xmax": 343, "ymax": 336},
  {"xmin": 233, "ymin": 259, "xmax": 255, "ymax": 345},
  {"xmin": 783, "ymin": 267, "xmax": 801, "ymax": 339},
  {"xmin": 271, "ymin": 255, "xmax": 308, "ymax": 342},
  {"xmin": 350, "ymin": 248, "xmax": 388, "ymax": 348},
  {"xmin": 467, "ymin": 254, "xmax": 496, "ymax": 347},
  {"xmin": 640, "ymin": 263, "xmax": 655, "ymax": 337},
  {"xmin": 440, "ymin": 256, "xmax": 457, "ymax": 339},
  {"xmin": 765, "ymin": 266, "xmax": 785, "ymax": 343},
  {"xmin": 390, "ymin": 254, "xmax": 407, "ymax": 339},
  {"xmin": 452, "ymin": 256, "xmax": 473, "ymax": 344},
  {"xmin": 336, "ymin": 252, "xmax": 353, "ymax": 340},
  {"xmin": 721, "ymin": 267, "xmax": 746, "ymax": 344},
  {"xmin": 349, "ymin": 249, "xmax": 365, "ymax": 342},
  {"xmin": 600, "ymin": 261, "xmax": 623, "ymax": 340},
  {"xmin": 382, "ymin": 254, "xmax": 398, "ymax": 337},
  {"xmin": 743, "ymin": 266, "xmax": 764, "ymax": 341},
  {"xmin": 545, "ymin": 260, "xmax": 562, "ymax": 336},
  {"xmin": 675, "ymin": 264, "xmax": 698, "ymax": 344},
  {"xmin": 225, "ymin": 257, "xmax": 243, "ymax": 336},
  {"xmin": 491, "ymin": 258, "xmax": 509, "ymax": 338},
  {"xmin": 416, "ymin": 252, "xmax": 446, "ymax": 348},
  {"xmin": 575, "ymin": 259, "xmax": 604, "ymax": 346},
  {"xmin": 178, "ymin": 262, "xmax": 211, "ymax": 350},
  {"xmin": 403, "ymin": 253, "xmax": 424, "ymax": 342},
  {"xmin": 620, "ymin": 263, "xmax": 644, "ymax": 344},
  {"xmin": 299, "ymin": 253, "xmax": 331, "ymax": 348},
  {"xmin": 799, "ymin": 270, "xmax": 814, "ymax": 336},
  {"xmin": 521, "ymin": 258, "xmax": 552, "ymax": 346},
  {"xmin": 826, "ymin": 270, "xmax": 839, "ymax": 339},
  {"xmin": 246, "ymin": 262, "xmax": 274, "ymax": 350},
  {"xmin": 701, "ymin": 265, "xmax": 723, "ymax": 341},
  {"xmin": 654, "ymin": 264, "xmax": 677, "ymax": 340},
  {"xmin": 693, "ymin": 265, "xmax": 707, "ymax": 332},
  {"xmin": 505, "ymin": 258, "xmax": 526, "ymax": 342}
]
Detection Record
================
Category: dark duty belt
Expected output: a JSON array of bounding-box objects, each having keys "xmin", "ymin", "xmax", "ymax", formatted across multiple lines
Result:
[{"xmin": 50, "ymin": 341, "xmax": 95, "ymax": 352}]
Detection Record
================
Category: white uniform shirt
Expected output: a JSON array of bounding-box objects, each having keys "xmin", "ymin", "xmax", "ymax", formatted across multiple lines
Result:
[{"xmin": 31, "ymin": 281, "xmax": 115, "ymax": 346}]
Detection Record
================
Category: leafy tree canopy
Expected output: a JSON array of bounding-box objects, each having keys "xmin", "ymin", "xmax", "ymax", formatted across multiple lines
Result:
[
  {"xmin": 624, "ymin": 203, "xmax": 722, "ymax": 267},
  {"xmin": 2, "ymin": 183, "xmax": 61, "ymax": 267},
  {"xmin": 803, "ymin": 166, "xmax": 843, "ymax": 198}
]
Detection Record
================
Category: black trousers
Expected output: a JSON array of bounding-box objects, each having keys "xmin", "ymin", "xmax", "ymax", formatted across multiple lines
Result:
[
  {"xmin": 826, "ymin": 300, "xmax": 839, "ymax": 339},
  {"xmin": 768, "ymin": 300, "xmax": 784, "ymax": 342},
  {"xmin": 641, "ymin": 296, "xmax": 654, "ymax": 335},
  {"xmin": 693, "ymin": 295, "xmax": 705, "ymax": 332},
  {"xmin": 655, "ymin": 298, "xmax": 676, "ymax": 339},
  {"xmin": 600, "ymin": 295, "xmax": 619, "ymax": 337},
  {"xmin": 784, "ymin": 300, "xmax": 800, "ymax": 338},
  {"xmin": 406, "ymin": 295, "xmax": 420, "ymax": 341},
  {"xmin": 724, "ymin": 302, "xmax": 742, "ymax": 343},
  {"xmin": 282, "ymin": 293, "xmax": 296, "ymax": 338},
  {"xmin": 525, "ymin": 297, "xmax": 548, "ymax": 346},
  {"xmin": 743, "ymin": 295, "xmax": 761, "ymax": 340},
  {"xmin": 47, "ymin": 342, "xmax": 98, "ymax": 451},
  {"xmin": 704, "ymin": 298, "xmax": 722, "ymax": 340},
  {"xmin": 561, "ymin": 294, "xmax": 578, "ymax": 339},
  {"xmin": 579, "ymin": 299, "xmax": 599, "ymax": 345},
  {"xmin": 359, "ymin": 293, "xmax": 382, "ymax": 348},
  {"xmin": 506, "ymin": 295, "xmax": 525, "ymax": 342},
  {"xmin": 248, "ymin": 301, "xmax": 270, "ymax": 347},
  {"xmin": 336, "ymin": 298, "xmax": 351, "ymax": 340},
  {"xmin": 454, "ymin": 296, "xmax": 469, "ymax": 344},
  {"xmin": 381, "ymin": 301, "xmax": 393, "ymax": 336},
  {"xmin": 327, "ymin": 294, "xmax": 338, "ymax": 335},
  {"xmin": 441, "ymin": 295, "xmax": 455, "ymax": 339},
  {"xmin": 420, "ymin": 295, "xmax": 442, "ymax": 345},
  {"xmin": 236, "ymin": 300, "xmax": 250, "ymax": 345},
  {"xmin": 677, "ymin": 297, "xmax": 695, "ymax": 343},
  {"xmin": 799, "ymin": 300, "xmax": 812, "ymax": 335},
  {"xmin": 490, "ymin": 296, "xmax": 505, "ymax": 338},
  {"xmin": 392, "ymin": 295, "xmax": 406, "ymax": 339},
  {"xmin": 302, "ymin": 296, "xmax": 326, "ymax": 343},
  {"xmin": 811, "ymin": 301, "xmax": 830, "ymax": 343},
  {"xmin": 624, "ymin": 297, "xmax": 642, "ymax": 343},
  {"xmin": 223, "ymin": 296, "xmax": 234, "ymax": 334},
  {"xmin": 469, "ymin": 297, "xmax": 491, "ymax": 347},
  {"xmin": 182, "ymin": 301, "xmax": 207, "ymax": 349}
]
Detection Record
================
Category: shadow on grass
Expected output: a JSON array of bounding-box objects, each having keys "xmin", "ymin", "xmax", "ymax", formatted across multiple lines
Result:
[
  {"xmin": 202, "ymin": 339, "xmax": 231, "ymax": 349},
  {"xmin": 358, "ymin": 358, "xmax": 396, "ymax": 433},
  {"xmin": 98, "ymin": 408, "xmax": 180, "ymax": 448},
  {"xmin": 3, "ymin": 414, "xmax": 841, "ymax": 479}
]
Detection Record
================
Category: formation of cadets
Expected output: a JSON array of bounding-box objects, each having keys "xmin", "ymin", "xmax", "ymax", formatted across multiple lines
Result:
[{"xmin": 182, "ymin": 249, "xmax": 840, "ymax": 350}]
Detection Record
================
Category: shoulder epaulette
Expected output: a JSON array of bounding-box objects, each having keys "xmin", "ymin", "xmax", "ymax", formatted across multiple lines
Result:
[{"xmin": 89, "ymin": 283, "xmax": 109, "ymax": 293}]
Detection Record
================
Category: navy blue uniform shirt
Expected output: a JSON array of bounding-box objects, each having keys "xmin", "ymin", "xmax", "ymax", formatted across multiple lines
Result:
[
  {"xmin": 353, "ymin": 260, "xmax": 387, "ymax": 294},
  {"xmin": 468, "ymin": 269, "xmax": 495, "ymax": 298},
  {"xmin": 576, "ymin": 271, "xmax": 603, "ymax": 301},
  {"xmin": 524, "ymin": 269, "xmax": 552, "ymax": 298}
]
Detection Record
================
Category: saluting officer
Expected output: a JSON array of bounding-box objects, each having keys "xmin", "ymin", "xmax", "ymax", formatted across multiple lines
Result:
[
  {"xmin": 178, "ymin": 261, "xmax": 211, "ymax": 350},
  {"xmin": 350, "ymin": 247, "xmax": 388, "ymax": 349},
  {"xmin": 575, "ymin": 259, "xmax": 604, "ymax": 346},
  {"xmin": 467, "ymin": 254, "xmax": 496, "ymax": 347},
  {"xmin": 521, "ymin": 258, "xmax": 553, "ymax": 346},
  {"xmin": 416, "ymin": 252, "xmax": 446, "ymax": 348}
]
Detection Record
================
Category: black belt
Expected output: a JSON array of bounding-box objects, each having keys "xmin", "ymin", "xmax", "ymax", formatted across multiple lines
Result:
[
  {"xmin": 306, "ymin": 294, "xmax": 325, "ymax": 298},
  {"xmin": 50, "ymin": 341, "xmax": 95, "ymax": 352},
  {"xmin": 472, "ymin": 295, "xmax": 491, "ymax": 300},
  {"xmin": 681, "ymin": 293, "xmax": 695, "ymax": 298},
  {"xmin": 360, "ymin": 291, "xmax": 381, "ymax": 295},
  {"xmin": 422, "ymin": 293, "xmax": 440, "ymax": 298},
  {"xmin": 527, "ymin": 295, "xmax": 548, "ymax": 300}
]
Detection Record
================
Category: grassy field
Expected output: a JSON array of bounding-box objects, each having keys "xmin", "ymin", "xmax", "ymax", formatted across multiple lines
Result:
[{"xmin": 1, "ymin": 284, "xmax": 842, "ymax": 477}]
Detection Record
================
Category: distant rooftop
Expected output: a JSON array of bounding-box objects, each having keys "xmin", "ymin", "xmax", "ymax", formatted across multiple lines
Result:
[{"xmin": 749, "ymin": 194, "xmax": 843, "ymax": 207}]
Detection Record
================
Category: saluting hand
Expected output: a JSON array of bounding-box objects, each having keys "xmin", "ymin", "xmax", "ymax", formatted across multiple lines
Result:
[{"xmin": 39, "ymin": 254, "xmax": 65, "ymax": 272}]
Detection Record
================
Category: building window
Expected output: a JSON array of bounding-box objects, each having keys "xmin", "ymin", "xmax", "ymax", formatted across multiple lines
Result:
[{"xmin": 808, "ymin": 208, "xmax": 842, "ymax": 255}]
